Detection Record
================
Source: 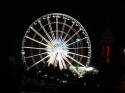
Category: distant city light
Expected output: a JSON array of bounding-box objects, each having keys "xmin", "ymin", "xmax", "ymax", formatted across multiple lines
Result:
[{"xmin": 123, "ymin": 48, "xmax": 125, "ymax": 55}]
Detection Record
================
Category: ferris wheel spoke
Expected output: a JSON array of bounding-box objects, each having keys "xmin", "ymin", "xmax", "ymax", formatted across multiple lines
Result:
[
  {"xmin": 30, "ymin": 27, "xmax": 51, "ymax": 45},
  {"xmin": 56, "ymin": 16, "xmax": 59, "ymax": 39},
  {"xmin": 25, "ymin": 52, "xmax": 48, "ymax": 58},
  {"xmin": 65, "ymin": 29, "xmax": 81, "ymax": 43},
  {"xmin": 67, "ymin": 47, "xmax": 90, "ymax": 49},
  {"xmin": 58, "ymin": 58, "xmax": 63, "ymax": 70},
  {"xmin": 62, "ymin": 54, "xmax": 80, "ymax": 75},
  {"xmin": 27, "ymin": 55, "xmax": 49, "ymax": 70},
  {"xmin": 25, "ymin": 36, "xmax": 48, "ymax": 47},
  {"xmin": 67, "ymin": 37, "xmax": 87, "ymax": 46},
  {"xmin": 47, "ymin": 17, "xmax": 55, "ymax": 40},
  {"xmin": 66, "ymin": 55, "xmax": 85, "ymax": 67},
  {"xmin": 60, "ymin": 18, "xmax": 66, "ymax": 39},
  {"xmin": 38, "ymin": 20, "xmax": 53, "ymax": 42},
  {"xmin": 60, "ymin": 54, "xmax": 67, "ymax": 69},
  {"xmin": 57, "ymin": 54, "xmax": 67, "ymax": 70},
  {"xmin": 63, "ymin": 22, "xmax": 75, "ymax": 40},
  {"xmin": 68, "ymin": 51, "xmax": 90, "ymax": 58},
  {"xmin": 47, "ymin": 53, "xmax": 57, "ymax": 66},
  {"xmin": 23, "ymin": 46, "xmax": 47, "ymax": 50}
]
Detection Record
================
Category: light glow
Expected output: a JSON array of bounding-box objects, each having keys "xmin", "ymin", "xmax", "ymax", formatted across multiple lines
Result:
[{"xmin": 46, "ymin": 38, "xmax": 69, "ymax": 69}]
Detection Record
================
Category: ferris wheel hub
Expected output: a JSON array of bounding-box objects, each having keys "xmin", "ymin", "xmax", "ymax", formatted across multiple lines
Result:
[{"xmin": 46, "ymin": 38, "xmax": 69, "ymax": 66}]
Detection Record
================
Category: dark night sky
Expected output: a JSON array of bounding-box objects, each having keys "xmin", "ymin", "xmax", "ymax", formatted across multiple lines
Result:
[
  {"xmin": 5, "ymin": 1, "xmax": 125, "ymax": 58},
  {"xmin": 0, "ymin": 0, "xmax": 125, "ymax": 92}
]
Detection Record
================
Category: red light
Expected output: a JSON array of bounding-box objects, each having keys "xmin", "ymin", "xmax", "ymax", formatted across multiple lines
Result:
[{"xmin": 106, "ymin": 45, "xmax": 110, "ymax": 64}]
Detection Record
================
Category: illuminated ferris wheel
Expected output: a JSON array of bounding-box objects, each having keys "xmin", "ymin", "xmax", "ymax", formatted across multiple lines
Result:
[{"xmin": 21, "ymin": 13, "xmax": 96, "ymax": 78}]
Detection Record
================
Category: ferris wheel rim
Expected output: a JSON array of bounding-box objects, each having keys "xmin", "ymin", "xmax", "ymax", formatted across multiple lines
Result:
[{"xmin": 21, "ymin": 13, "xmax": 91, "ymax": 77}]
